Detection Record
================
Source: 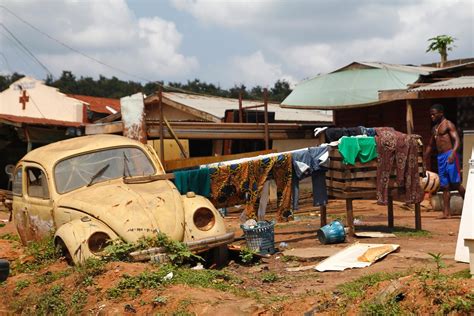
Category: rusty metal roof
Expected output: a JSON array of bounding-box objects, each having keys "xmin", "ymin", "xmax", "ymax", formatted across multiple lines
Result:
[
  {"xmin": 410, "ymin": 76, "xmax": 474, "ymax": 92},
  {"xmin": 67, "ymin": 94, "xmax": 120, "ymax": 114},
  {"xmin": 160, "ymin": 92, "xmax": 332, "ymax": 123}
]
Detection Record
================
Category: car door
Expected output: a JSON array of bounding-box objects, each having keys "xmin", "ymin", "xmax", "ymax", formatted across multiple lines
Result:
[
  {"xmin": 11, "ymin": 164, "xmax": 33, "ymax": 244},
  {"xmin": 22, "ymin": 163, "xmax": 55, "ymax": 241}
]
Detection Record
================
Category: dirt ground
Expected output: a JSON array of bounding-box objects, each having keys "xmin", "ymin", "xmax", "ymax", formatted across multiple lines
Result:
[{"xmin": 0, "ymin": 197, "xmax": 472, "ymax": 315}]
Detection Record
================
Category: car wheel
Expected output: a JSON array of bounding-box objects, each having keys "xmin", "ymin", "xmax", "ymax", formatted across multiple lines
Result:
[
  {"xmin": 55, "ymin": 238, "xmax": 74, "ymax": 265},
  {"xmin": 0, "ymin": 259, "xmax": 9, "ymax": 282}
]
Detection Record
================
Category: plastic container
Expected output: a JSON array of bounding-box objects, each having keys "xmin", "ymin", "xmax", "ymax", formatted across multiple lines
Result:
[
  {"xmin": 241, "ymin": 221, "xmax": 276, "ymax": 255},
  {"xmin": 317, "ymin": 220, "xmax": 346, "ymax": 244}
]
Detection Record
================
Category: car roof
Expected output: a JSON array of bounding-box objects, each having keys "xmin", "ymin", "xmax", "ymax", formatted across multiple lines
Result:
[{"xmin": 21, "ymin": 134, "xmax": 147, "ymax": 167}]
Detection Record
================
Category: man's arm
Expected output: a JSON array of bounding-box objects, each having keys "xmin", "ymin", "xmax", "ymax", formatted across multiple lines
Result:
[
  {"xmin": 424, "ymin": 132, "xmax": 435, "ymax": 171},
  {"xmin": 448, "ymin": 121, "xmax": 461, "ymax": 163}
]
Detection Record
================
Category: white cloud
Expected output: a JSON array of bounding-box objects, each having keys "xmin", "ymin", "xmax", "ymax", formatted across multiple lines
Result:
[
  {"xmin": 0, "ymin": 0, "xmax": 198, "ymax": 81},
  {"xmin": 230, "ymin": 51, "xmax": 296, "ymax": 87}
]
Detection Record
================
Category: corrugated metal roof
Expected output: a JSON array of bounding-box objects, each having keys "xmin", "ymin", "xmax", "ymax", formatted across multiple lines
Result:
[
  {"xmin": 162, "ymin": 92, "xmax": 332, "ymax": 123},
  {"xmin": 410, "ymin": 76, "xmax": 474, "ymax": 92},
  {"xmin": 332, "ymin": 61, "xmax": 436, "ymax": 75},
  {"xmin": 281, "ymin": 66, "xmax": 424, "ymax": 109},
  {"xmin": 68, "ymin": 94, "xmax": 120, "ymax": 114}
]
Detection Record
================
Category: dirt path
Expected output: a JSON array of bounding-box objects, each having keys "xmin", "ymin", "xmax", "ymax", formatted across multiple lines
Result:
[{"xmin": 0, "ymin": 199, "xmax": 471, "ymax": 315}]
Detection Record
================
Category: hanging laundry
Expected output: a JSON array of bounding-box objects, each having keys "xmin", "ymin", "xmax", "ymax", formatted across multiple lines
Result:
[
  {"xmin": 338, "ymin": 136, "xmax": 378, "ymax": 165},
  {"xmin": 374, "ymin": 128, "xmax": 422, "ymax": 205},
  {"xmin": 291, "ymin": 146, "xmax": 329, "ymax": 210},
  {"xmin": 325, "ymin": 127, "xmax": 363, "ymax": 142},
  {"xmin": 209, "ymin": 153, "xmax": 292, "ymax": 222},
  {"xmin": 173, "ymin": 168, "xmax": 211, "ymax": 197}
]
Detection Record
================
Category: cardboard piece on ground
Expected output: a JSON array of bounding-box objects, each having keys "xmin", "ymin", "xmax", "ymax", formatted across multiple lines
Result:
[
  {"xmin": 355, "ymin": 232, "xmax": 397, "ymax": 238},
  {"xmin": 315, "ymin": 243, "xmax": 400, "ymax": 272},
  {"xmin": 455, "ymin": 149, "xmax": 474, "ymax": 263},
  {"xmin": 283, "ymin": 247, "xmax": 340, "ymax": 260}
]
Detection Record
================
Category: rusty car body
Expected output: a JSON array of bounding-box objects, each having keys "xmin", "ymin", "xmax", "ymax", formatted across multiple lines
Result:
[{"xmin": 11, "ymin": 134, "xmax": 233, "ymax": 264}]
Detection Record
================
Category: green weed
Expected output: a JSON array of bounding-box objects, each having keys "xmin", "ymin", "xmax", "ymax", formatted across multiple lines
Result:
[
  {"xmin": 36, "ymin": 285, "xmax": 67, "ymax": 315},
  {"xmin": 261, "ymin": 272, "xmax": 279, "ymax": 283},
  {"xmin": 13, "ymin": 235, "xmax": 60, "ymax": 273},
  {"xmin": 36, "ymin": 269, "xmax": 72, "ymax": 285},
  {"xmin": 71, "ymin": 290, "xmax": 88, "ymax": 313},
  {"xmin": 393, "ymin": 228, "xmax": 431, "ymax": 238},
  {"xmin": 360, "ymin": 296, "xmax": 402, "ymax": 316},
  {"xmin": 74, "ymin": 257, "xmax": 106, "ymax": 286},
  {"xmin": 451, "ymin": 269, "xmax": 471, "ymax": 279},
  {"xmin": 338, "ymin": 271, "xmax": 405, "ymax": 301},
  {"xmin": 428, "ymin": 252, "xmax": 446, "ymax": 275},
  {"xmin": 0, "ymin": 233, "xmax": 20, "ymax": 242},
  {"xmin": 14, "ymin": 279, "xmax": 30, "ymax": 294},
  {"xmin": 239, "ymin": 247, "xmax": 257, "ymax": 264}
]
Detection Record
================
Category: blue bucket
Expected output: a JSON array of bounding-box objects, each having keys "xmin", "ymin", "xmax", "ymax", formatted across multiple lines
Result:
[{"xmin": 317, "ymin": 220, "xmax": 346, "ymax": 244}]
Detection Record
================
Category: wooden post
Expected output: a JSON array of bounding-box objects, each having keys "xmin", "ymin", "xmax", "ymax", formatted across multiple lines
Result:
[
  {"xmin": 238, "ymin": 92, "xmax": 243, "ymax": 123},
  {"xmin": 263, "ymin": 88, "xmax": 270, "ymax": 150},
  {"xmin": 406, "ymin": 100, "xmax": 414, "ymax": 135},
  {"xmin": 159, "ymin": 89, "xmax": 165, "ymax": 162},
  {"xmin": 320, "ymin": 205, "xmax": 327, "ymax": 227},
  {"xmin": 415, "ymin": 203, "xmax": 422, "ymax": 230},
  {"xmin": 163, "ymin": 117, "xmax": 189, "ymax": 159},
  {"xmin": 346, "ymin": 199, "xmax": 355, "ymax": 236},
  {"xmin": 387, "ymin": 195, "xmax": 394, "ymax": 229}
]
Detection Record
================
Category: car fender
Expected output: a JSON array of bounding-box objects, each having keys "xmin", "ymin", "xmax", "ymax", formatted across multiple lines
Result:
[
  {"xmin": 181, "ymin": 193, "xmax": 227, "ymax": 243},
  {"xmin": 54, "ymin": 217, "xmax": 119, "ymax": 264}
]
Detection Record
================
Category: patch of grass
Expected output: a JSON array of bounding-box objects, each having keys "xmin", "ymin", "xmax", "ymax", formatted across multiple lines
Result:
[
  {"xmin": 360, "ymin": 296, "xmax": 402, "ymax": 316},
  {"xmin": 0, "ymin": 233, "xmax": 20, "ymax": 242},
  {"xmin": 0, "ymin": 223, "xmax": 5, "ymax": 228},
  {"xmin": 261, "ymin": 272, "xmax": 279, "ymax": 283},
  {"xmin": 281, "ymin": 255, "xmax": 296, "ymax": 262},
  {"xmin": 74, "ymin": 257, "xmax": 106, "ymax": 286},
  {"xmin": 14, "ymin": 279, "xmax": 30, "ymax": 294},
  {"xmin": 172, "ymin": 299, "xmax": 193, "ymax": 316},
  {"xmin": 152, "ymin": 296, "xmax": 168, "ymax": 306},
  {"xmin": 36, "ymin": 285, "xmax": 67, "ymax": 315},
  {"xmin": 36, "ymin": 269, "xmax": 73, "ymax": 285},
  {"xmin": 393, "ymin": 227, "xmax": 431, "ymax": 238},
  {"xmin": 338, "ymin": 271, "xmax": 405, "ymax": 301},
  {"xmin": 107, "ymin": 264, "xmax": 243, "ymax": 300},
  {"xmin": 451, "ymin": 269, "xmax": 471, "ymax": 279},
  {"xmin": 104, "ymin": 233, "xmax": 202, "ymax": 265},
  {"xmin": 71, "ymin": 290, "xmax": 88, "ymax": 313},
  {"xmin": 13, "ymin": 235, "xmax": 60, "ymax": 273}
]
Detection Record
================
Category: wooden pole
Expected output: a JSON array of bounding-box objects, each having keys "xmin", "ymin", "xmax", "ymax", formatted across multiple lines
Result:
[
  {"xmin": 238, "ymin": 92, "xmax": 243, "ymax": 123},
  {"xmin": 263, "ymin": 88, "xmax": 269, "ymax": 150},
  {"xmin": 415, "ymin": 203, "xmax": 422, "ymax": 230},
  {"xmin": 387, "ymin": 195, "xmax": 394, "ymax": 229},
  {"xmin": 159, "ymin": 89, "xmax": 165, "ymax": 162},
  {"xmin": 320, "ymin": 205, "xmax": 327, "ymax": 227},
  {"xmin": 346, "ymin": 198, "xmax": 355, "ymax": 236},
  {"xmin": 163, "ymin": 117, "xmax": 189, "ymax": 159},
  {"xmin": 406, "ymin": 100, "xmax": 414, "ymax": 135}
]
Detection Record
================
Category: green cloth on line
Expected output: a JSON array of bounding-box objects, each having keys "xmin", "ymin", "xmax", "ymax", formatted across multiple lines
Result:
[
  {"xmin": 173, "ymin": 168, "xmax": 211, "ymax": 197},
  {"xmin": 338, "ymin": 136, "xmax": 378, "ymax": 165}
]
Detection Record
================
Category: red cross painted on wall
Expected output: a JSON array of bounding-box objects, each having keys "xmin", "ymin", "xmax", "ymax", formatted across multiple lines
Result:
[{"xmin": 19, "ymin": 90, "xmax": 29, "ymax": 110}]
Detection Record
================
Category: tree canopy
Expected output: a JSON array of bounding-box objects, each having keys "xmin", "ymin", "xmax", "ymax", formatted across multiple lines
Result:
[{"xmin": 1, "ymin": 71, "xmax": 292, "ymax": 102}]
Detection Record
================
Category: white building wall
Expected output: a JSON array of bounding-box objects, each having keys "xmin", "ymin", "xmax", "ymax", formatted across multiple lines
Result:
[{"xmin": 0, "ymin": 76, "xmax": 84, "ymax": 123}]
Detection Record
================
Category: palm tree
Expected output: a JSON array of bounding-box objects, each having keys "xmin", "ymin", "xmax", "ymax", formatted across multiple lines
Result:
[{"xmin": 426, "ymin": 35, "xmax": 456, "ymax": 67}]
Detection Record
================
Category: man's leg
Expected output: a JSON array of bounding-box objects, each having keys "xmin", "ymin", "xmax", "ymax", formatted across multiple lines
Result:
[
  {"xmin": 452, "ymin": 183, "xmax": 466, "ymax": 199},
  {"xmin": 442, "ymin": 186, "xmax": 451, "ymax": 218}
]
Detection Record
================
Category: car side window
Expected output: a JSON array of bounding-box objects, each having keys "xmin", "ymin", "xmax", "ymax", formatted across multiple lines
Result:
[
  {"xmin": 12, "ymin": 167, "xmax": 22, "ymax": 196},
  {"xmin": 26, "ymin": 168, "xmax": 50, "ymax": 199}
]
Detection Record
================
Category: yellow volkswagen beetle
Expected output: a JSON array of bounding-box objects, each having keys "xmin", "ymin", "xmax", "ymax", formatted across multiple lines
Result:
[{"xmin": 11, "ymin": 134, "xmax": 233, "ymax": 264}]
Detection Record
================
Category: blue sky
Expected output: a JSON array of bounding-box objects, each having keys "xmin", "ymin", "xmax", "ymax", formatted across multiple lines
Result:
[{"xmin": 1, "ymin": 0, "xmax": 473, "ymax": 88}]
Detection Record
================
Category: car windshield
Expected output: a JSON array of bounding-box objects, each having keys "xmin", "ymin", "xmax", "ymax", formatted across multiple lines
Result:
[{"xmin": 54, "ymin": 147, "xmax": 156, "ymax": 194}]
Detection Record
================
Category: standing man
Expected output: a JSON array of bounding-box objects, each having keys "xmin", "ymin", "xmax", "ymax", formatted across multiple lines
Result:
[{"xmin": 424, "ymin": 104, "xmax": 465, "ymax": 218}]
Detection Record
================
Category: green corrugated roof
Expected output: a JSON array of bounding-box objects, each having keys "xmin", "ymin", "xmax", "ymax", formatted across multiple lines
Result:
[{"xmin": 282, "ymin": 68, "xmax": 422, "ymax": 109}]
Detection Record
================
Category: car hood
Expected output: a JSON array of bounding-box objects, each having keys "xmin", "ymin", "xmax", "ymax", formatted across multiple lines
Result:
[{"xmin": 56, "ymin": 178, "xmax": 185, "ymax": 242}]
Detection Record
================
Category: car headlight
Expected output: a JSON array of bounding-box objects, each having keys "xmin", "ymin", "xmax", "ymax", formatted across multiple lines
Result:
[
  {"xmin": 88, "ymin": 232, "xmax": 110, "ymax": 254},
  {"xmin": 193, "ymin": 207, "xmax": 215, "ymax": 231}
]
